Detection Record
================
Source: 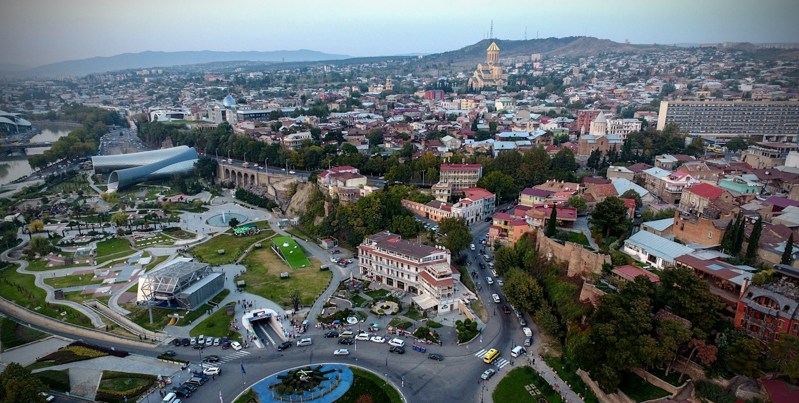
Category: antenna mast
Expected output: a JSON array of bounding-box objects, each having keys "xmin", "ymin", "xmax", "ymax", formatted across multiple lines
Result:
[{"xmin": 490, "ymin": 20, "xmax": 493, "ymax": 39}]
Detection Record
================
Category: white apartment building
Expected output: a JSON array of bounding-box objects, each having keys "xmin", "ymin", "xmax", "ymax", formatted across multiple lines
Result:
[{"xmin": 358, "ymin": 232, "xmax": 460, "ymax": 313}]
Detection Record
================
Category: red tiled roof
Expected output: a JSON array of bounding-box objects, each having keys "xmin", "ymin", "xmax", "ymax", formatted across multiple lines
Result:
[
  {"xmin": 463, "ymin": 187, "xmax": 495, "ymax": 200},
  {"xmin": 684, "ymin": 183, "xmax": 724, "ymax": 200},
  {"xmin": 613, "ymin": 265, "xmax": 660, "ymax": 283},
  {"xmin": 762, "ymin": 379, "xmax": 799, "ymax": 403},
  {"xmin": 493, "ymin": 212, "xmax": 513, "ymax": 220},
  {"xmin": 622, "ymin": 198, "xmax": 637, "ymax": 210},
  {"xmin": 419, "ymin": 271, "xmax": 454, "ymax": 287},
  {"xmin": 591, "ymin": 184, "xmax": 618, "ymax": 198}
]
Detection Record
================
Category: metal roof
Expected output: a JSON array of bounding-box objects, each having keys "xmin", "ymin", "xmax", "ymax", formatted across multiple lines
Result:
[
  {"xmin": 625, "ymin": 230, "xmax": 695, "ymax": 264},
  {"xmin": 643, "ymin": 218, "xmax": 674, "ymax": 232}
]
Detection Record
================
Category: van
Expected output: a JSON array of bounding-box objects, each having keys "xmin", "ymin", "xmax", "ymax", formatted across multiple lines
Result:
[
  {"xmin": 470, "ymin": 244, "xmax": 475, "ymax": 251},
  {"xmin": 339, "ymin": 331, "xmax": 354, "ymax": 338},
  {"xmin": 511, "ymin": 346, "xmax": 526, "ymax": 358},
  {"xmin": 483, "ymin": 348, "xmax": 500, "ymax": 364},
  {"xmin": 388, "ymin": 338, "xmax": 405, "ymax": 347},
  {"xmin": 297, "ymin": 338, "xmax": 313, "ymax": 347},
  {"xmin": 162, "ymin": 393, "xmax": 177, "ymax": 403}
]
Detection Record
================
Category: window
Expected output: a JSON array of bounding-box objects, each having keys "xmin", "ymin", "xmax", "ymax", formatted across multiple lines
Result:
[
  {"xmin": 779, "ymin": 319, "xmax": 785, "ymax": 328},
  {"xmin": 709, "ymin": 232, "xmax": 713, "ymax": 239}
]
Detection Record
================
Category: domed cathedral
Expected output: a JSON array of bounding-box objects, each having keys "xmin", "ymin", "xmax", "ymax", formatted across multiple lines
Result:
[{"xmin": 468, "ymin": 41, "xmax": 508, "ymax": 89}]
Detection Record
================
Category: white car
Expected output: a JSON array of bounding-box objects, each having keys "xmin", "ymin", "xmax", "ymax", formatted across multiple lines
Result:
[
  {"xmin": 370, "ymin": 336, "xmax": 386, "ymax": 343},
  {"xmin": 492, "ymin": 294, "xmax": 501, "ymax": 303},
  {"xmin": 198, "ymin": 335, "xmax": 205, "ymax": 345},
  {"xmin": 40, "ymin": 393, "xmax": 54, "ymax": 402},
  {"xmin": 289, "ymin": 170, "xmax": 296, "ymax": 174},
  {"xmin": 486, "ymin": 276, "xmax": 494, "ymax": 285},
  {"xmin": 190, "ymin": 337, "xmax": 197, "ymax": 346},
  {"xmin": 231, "ymin": 341, "xmax": 242, "ymax": 351},
  {"xmin": 214, "ymin": 337, "xmax": 221, "ymax": 346},
  {"xmin": 205, "ymin": 337, "xmax": 213, "ymax": 346},
  {"xmin": 355, "ymin": 333, "xmax": 370, "ymax": 341},
  {"xmin": 388, "ymin": 338, "xmax": 405, "ymax": 347},
  {"xmin": 203, "ymin": 367, "xmax": 221, "ymax": 376},
  {"xmin": 497, "ymin": 279, "xmax": 505, "ymax": 286},
  {"xmin": 333, "ymin": 349, "xmax": 350, "ymax": 356},
  {"xmin": 523, "ymin": 327, "xmax": 533, "ymax": 337}
]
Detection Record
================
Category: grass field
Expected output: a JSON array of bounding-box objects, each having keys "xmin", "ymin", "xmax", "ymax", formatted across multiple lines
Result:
[
  {"xmin": 34, "ymin": 369, "xmax": 71, "ymax": 392},
  {"xmin": 189, "ymin": 230, "xmax": 274, "ymax": 265},
  {"xmin": 44, "ymin": 274, "xmax": 103, "ymax": 289},
  {"xmin": 493, "ymin": 367, "xmax": 564, "ymax": 403},
  {"xmin": 545, "ymin": 356, "xmax": 599, "ymax": 403},
  {"xmin": 94, "ymin": 238, "xmax": 134, "ymax": 264},
  {"xmin": 134, "ymin": 234, "xmax": 174, "ymax": 247},
  {"xmin": 1, "ymin": 317, "xmax": 49, "ymax": 351},
  {"xmin": 125, "ymin": 289, "xmax": 230, "ymax": 331},
  {"xmin": 335, "ymin": 367, "xmax": 403, "ymax": 403},
  {"xmin": 240, "ymin": 240, "xmax": 330, "ymax": 307},
  {"xmin": 618, "ymin": 371, "xmax": 671, "ymax": 402},
  {"xmin": 23, "ymin": 258, "xmax": 90, "ymax": 272},
  {"xmin": 0, "ymin": 266, "xmax": 92, "ymax": 327},
  {"xmin": 272, "ymin": 236, "xmax": 312, "ymax": 269},
  {"xmin": 189, "ymin": 302, "xmax": 242, "ymax": 343}
]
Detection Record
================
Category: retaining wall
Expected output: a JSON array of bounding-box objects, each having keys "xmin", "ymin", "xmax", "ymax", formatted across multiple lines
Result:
[
  {"xmin": 533, "ymin": 227, "xmax": 611, "ymax": 278},
  {"xmin": 85, "ymin": 299, "xmax": 168, "ymax": 341}
]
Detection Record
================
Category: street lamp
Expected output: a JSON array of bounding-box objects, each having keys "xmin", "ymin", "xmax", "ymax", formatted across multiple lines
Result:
[
  {"xmin": 227, "ymin": 150, "xmax": 231, "ymax": 161},
  {"xmin": 215, "ymin": 148, "xmax": 218, "ymax": 160}
]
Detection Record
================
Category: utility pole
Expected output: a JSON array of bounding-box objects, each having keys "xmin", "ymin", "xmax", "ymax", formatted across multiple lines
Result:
[{"xmin": 490, "ymin": 20, "xmax": 493, "ymax": 39}]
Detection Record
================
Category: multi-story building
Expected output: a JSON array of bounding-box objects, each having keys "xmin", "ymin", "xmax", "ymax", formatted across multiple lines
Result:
[
  {"xmin": 742, "ymin": 142, "xmax": 799, "ymax": 169},
  {"xmin": 519, "ymin": 188, "xmax": 554, "ymax": 207},
  {"xmin": 488, "ymin": 213, "xmax": 531, "ymax": 247},
  {"xmin": 283, "ymin": 131, "xmax": 312, "ymax": 151},
  {"xmin": 657, "ymin": 100, "xmax": 799, "ymax": 143},
  {"xmin": 735, "ymin": 265, "xmax": 799, "ymax": 344},
  {"xmin": 675, "ymin": 253, "xmax": 754, "ymax": 308},
  {"xmin": 463, "ymin": 187, "xmax": 496, "ymax": 218},
  {"xmin": 358, "ymin": 231, "xmax": 460, "ymax": 313},
  {"xmin": 402, "ymin": 188, "xmax": 494, "ymax": 224},
  {"xmin": 424, "ymin": 90, "xmax": 445, "ymax": 101},
  {"xmin": 439, "ymin": 164, "xmax": 483, "ymax": 190},
  {"xmin": 606, "ymin": 118, "xmax": 642, "ymax": 141}
]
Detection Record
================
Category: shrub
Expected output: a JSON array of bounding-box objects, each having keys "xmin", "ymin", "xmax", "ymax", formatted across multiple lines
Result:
[
  {"xmin": 426, "ymin": 320, "xmax": 442, "ymax": 328},
  {"xmin": 694, "ymin": 380, "xmax": 737, "ymax": 403}
]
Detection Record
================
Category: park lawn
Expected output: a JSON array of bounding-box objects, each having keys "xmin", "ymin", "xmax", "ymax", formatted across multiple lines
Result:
[
  {"xmin": 545, "ymin": 356, "xmax": 599, "ymax": 403},
  {"xmin": 618, "ymin": 371, "xmax": 671, "ymax": 402},
  {"xmin": 94, "ymin": 238, "xmax": 134, "ymax": 264},
  {"xmin": 233, "ymin": 388, "xmax": 258, "ymax": 403},
  {"xmin": 351, "ymin": 294, "xmax": 367, "ymax": 308},
  {"xmin": 99, "ymin": 374, "xmax": 151, "ymax": 392},
  {"xmin": 239, "ymin": 241, "xmax": 331, "ymax": 307},
  {"xmin": 494, "ymin": 367, "xmax": 563, "ymax": 403},
  {"xmin": 23, "ymin": 258, "xmax": 90, "ymax": 272},
  {"xmin": 125, "ymin": 305, "xmax": 178, "ymax": 332},
  {"xmin": 34, "ymin": 369, "xmax": 71, "ymax": 392},
  {"xmin": 1, "ymin": 317, "xmax": 49, "ymax": 351},
  {"xmin": 335, "ymin": 367, "xmax": 402, "ymax": 403},
  {"xmin": 0, "ymin": 266, "xmax": 92, "ymax": 327},
  {"xmin": 188, "ymin": 302, "xmax": 242, "ymax": 343},
  {"xmin": 647, "ymin": 366, "xmax": 689, "ymax": 387},
  {"xmin": 272, "ymin": 236, "xmax": 312, "ymax": 269},
  {"xmin": 365, "ymin": 289, "xmax": 390, "ymax": 299},
  {"xmin": 44, "ymin": 274, "xmax": 104, "ymax": 289},
  {"xmin": 569, "ymin": 231, "xmax": 591, "ymax": 246},
  {"xmin": 134, "ymin": 235, "xmax": 174, "ymax": 247},
  {"xmin": 189, "ymin": 230, "xmax": 274, "ymax": 265}
]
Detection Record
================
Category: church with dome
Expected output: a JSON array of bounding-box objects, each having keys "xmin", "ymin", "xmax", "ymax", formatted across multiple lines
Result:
[{"xmin": 468, "ymin": 42, "xmax": 508, "ymax": 89}]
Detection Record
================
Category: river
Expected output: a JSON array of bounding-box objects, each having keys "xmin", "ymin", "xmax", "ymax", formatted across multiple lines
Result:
[{"xmin": 0, "ymin": 123, "xmax": 77, "ymax": 186}]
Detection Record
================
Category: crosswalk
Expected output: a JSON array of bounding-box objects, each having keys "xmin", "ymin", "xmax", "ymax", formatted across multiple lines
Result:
[
  {"xmin": 218, "ymin": 350, "xmax": 250, "ymax": 363},
  {"xmin": 473, "ymin": 348, "xmax": 510, "ymax": 369}
]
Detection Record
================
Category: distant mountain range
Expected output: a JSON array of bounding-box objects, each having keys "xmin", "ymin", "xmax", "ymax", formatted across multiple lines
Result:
[{"xmin": 12, "ymin": 50, "xmax": 352, "ymax": 77}]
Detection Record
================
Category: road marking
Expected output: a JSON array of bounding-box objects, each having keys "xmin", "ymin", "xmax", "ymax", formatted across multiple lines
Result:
[
  {"xmin": 474, "ymin": 349, "xmax": 487, "ymax": 357},
  {"xmin": 219, "ymin": 351, "xmax": 250, "ymax": 363},
  {"xmin": 496, "ymin": 358, "xmax": 510, "ymax": 369}
]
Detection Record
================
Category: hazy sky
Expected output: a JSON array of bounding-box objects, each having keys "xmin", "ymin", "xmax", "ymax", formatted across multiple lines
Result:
[{"xmin": 2, "ymin": 0, "xmax": 798, "ymax": 67}]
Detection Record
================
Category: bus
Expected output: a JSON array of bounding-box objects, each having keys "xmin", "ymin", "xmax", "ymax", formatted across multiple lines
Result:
[{"xmin": 483, "ymin": 349, "xmax": 500, "ymax": 364}]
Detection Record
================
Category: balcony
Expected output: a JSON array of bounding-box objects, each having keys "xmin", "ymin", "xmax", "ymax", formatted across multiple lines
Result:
[
  {"xmin": 744, "ymin": 328, "xmax": 773, "ymax": 343},
  {"xmin": 664, "ymin": 185, "xmax": 685, "ymax": 193}
]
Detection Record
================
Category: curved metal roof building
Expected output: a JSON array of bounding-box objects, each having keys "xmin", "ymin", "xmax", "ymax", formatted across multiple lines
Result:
[{"xmin": 92, "ymin": 146, "xmax": 199, "ymax": 192}]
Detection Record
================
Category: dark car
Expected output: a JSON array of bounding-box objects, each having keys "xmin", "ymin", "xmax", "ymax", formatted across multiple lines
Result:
[
  {"xmin": 428, "ymin": 353, "xmax": 444, "ymax": 361},
  {"xmin": 324, "ymin": 331, "xmax": 339, "ymax": 338},
  {"xmin": 204, "ymin": 355, "xmax": 220, "ymax": 363},
  {"xmin": 502, "ymin": 305, "xmax": 511, "ymax": 314},
  {"xmin": 181, "ymin": 338, "xmax": 190, "ymax": 346},
  {"xmin": 183, "ymin": 383, "xmax": 198, "ymax": 393},
  {"xmin": 172, "ymin": 387, "xmax": 191, "ymax": 398},
  {"xmin": 484, "ymin": 216, "xmax": 492, "ymax": 222},
  {"xmin": 338, "ymin": 338, "xmax": 353, "ymax": 345},
  {"xmin": 479, "ymin": 262, "xmax": 485, "ymax": 269},
  {"xmin": 389, "ymin": 346, "xmax": 405, "ymax": 354},
  {"xmin": 187, "ymin": 376, "xmax": 206, "ymax": 386},
  {"xmin": 172, "ymin": 339, "xmax": 182, "ymax": 346},
  {"xmin": 163, "ymin": 350, "xmax": 176, "ymax": 357},
  {"xmin": 221, "ymin": 341, "xmax": 231, "ymax": 349},
  {"xmin": 277, "ymin": 341, "xmax": 292, "ymax": 351},
  {"xmin": 192, "ymin": 343, "xmax": 204, "ymax": 350},
  {"xmin": 191, "ymin": 371, "xmax": 209, "ymax": 381}
]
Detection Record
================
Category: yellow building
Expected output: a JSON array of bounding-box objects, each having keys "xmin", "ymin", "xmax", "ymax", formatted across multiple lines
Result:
[{"xmin": 468, "ymin": 42, "xmax": 508, "ymax": 89}]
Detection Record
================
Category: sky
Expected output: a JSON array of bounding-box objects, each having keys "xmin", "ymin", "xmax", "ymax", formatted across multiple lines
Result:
[{"xmin": 2, "ymin": 0, "xmax": 798, "ymax": 67}]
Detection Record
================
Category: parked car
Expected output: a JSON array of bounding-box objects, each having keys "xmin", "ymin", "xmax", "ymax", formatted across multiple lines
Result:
[
  {"xmin": 502, "ymin": 305, "xmax": 511, "ymax": 314},
  {"xmin": 191, "ymin": 371, "xmax": 209, "ymax": 381},
  {"xmin": 388, "ymin": 338, "xmax": 405, "ymax": 347},
  {"xmin": 214, "ymin": 337, "xmax": 221, "ymax": 346},
  {"xmin": 186, "ymin": 376, "xmax": 205, "ymax": 386},
  {"xmin": 221, "ymin": 341, "xmax": 231, "ymax": 349},
  {"xmin": 172, "ymin": 339, "xmax": 182, "ymax": 347},
  {"xmin": 523, "ymin": 327, "xmax": 533, "ymax": 337},
  {"xmin": 190, "ymin": 337, "xmax": 197, "ymax": 346},
  {"xmin": 277, "ymin": 341, "xmax": 292, "ymax": 351},
  {"xmin": 182, "ymin": 383, "xmax": 198, "ymax": 393},
  {"xmin": 163, "ymin": 350, "xmax": 176, "ymax": 357},
  {"xmin": 428, "ymin": 353, "xmax": 444, "ymax": 361},
  {"xmin": 497, "ymin": 279, "xmax": 505, "ymax": 286},
  {"xmin": 192, "ymin": 343, "xmax": 204, "ymax": 350},
  {"xmin": 182, "ymin": 338, "xmax": 190, "ymax": 346},
  {"xmin": 324, "ymin": 331, "xmax": 339, "ymax": 338},
  {"xmin": 205, "ymin": 337, "xmax": 214, "ymax": 347},
  {"xmin": 370, "ymin": 336, "xmax": 386, "ymax": 343},
  {"xmin": 519, "ymin": 317, "xmax": 527, "ymax": 326},
  {"xmin": 231, "ymin": 341, "xmax": 242, "ymax": 351},
  {"xmin": 198, "ymin": 335, "xmax": 205, "ymax": 345},
  {"xmin": 481, "ymin": 369, "xmax": 496, "ymax": 380},
  {"xmin": 203, "ymin": 367, "xmax": 221, "ymax": 376},
  {"xmin": 524, "ymin": 337, "xmax": 533, "ymax": 347},
  {"xmin": 389, "ymin": 346, "xmax": 405, "ymax": 354},
  {"xmin": 204, "ymin": 355, "xmax": 219, "ymax": 363},
  {"xmin": 171, "ymin": 387, "xmax": 192, "ymax": 398},
  {"xmin": 333, "ymin": 349, "xmax": 350, "ymax": 356},
  {"xmin": 338, "ymin": 338, "xmax": 354, "ymax": 345}
]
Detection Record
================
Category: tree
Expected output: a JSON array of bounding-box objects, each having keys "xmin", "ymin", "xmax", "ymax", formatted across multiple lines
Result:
[
  {"xmin": 551, "ymin": 148, "xmax": 579, "ymax": 181},
  {"xmin": 28, "ymin": 236, "xmax": 52, "ymax": 256},
  {"xmin": 567, "ymin": 195, "xmax": 587, "ymax": 212},
  {"xmin": 110, "ymin": 212, "xmax": 128, "ymax": 227},
  {"xmin": 658, "ymin": 268, "xmax": 724, "ymax": 333},
  {"xmin": 29, "ymin": 221, "xmax": 44, "ymax": 234},
  {"xmin": 194, "ymin": 156, "xmax": 218, "ymax": 182},
  {"xmin": 477, "ymin": 171, "xmax": 514, "ymax": 201},
  {"xmin": 733, "ymin": 213, "xmax": 746, "ymax": 255},
  {"xmin": 726, "ymin": 136, "xmax": 749, "ymax": 153},
  {"xmin": 545, "ymin": 205, "xmax": 558, "ymax": 237},
  {"xmin": 493, "ymin": 247, "xmax": 519, "ymax": 277},
  {"xmin": 444, "ymin": 227, "xmax": 472, "ymax": 255},
  {"xmin": 502, "ymin": 269, "xmax": 543, "ymax": 313},
  {"xmin": 228, "ymin": 218, "xmax": 240, "ymax": 228},
  {"xmin": 684, "ymin": 136, "xmax": 706, "ymax": 157},
  {"xmin": 589, "ymin": 196, "xmax": 631, "ymax": 239},
  {"xmin": 782, "ymin": 233, "xmax": 794, "ymax": 265},
  {"xmin": 727, "ymin": 337, "xmax": 762, "ymax": 379},
  {"xmin": 0, "ymin": 362, "xmax": 47, "ymax": 403},
  {"xmin": 290, "ymin": 289, "xmax": 301, "ymax": 312},
  {"xmin": 767, "ymin": 334, "xmax": 799, "ymax": 384},
  {"xmin": 744, "ymin": 216, "xmax": 762, "ymax": 264},
  {"xmin": 620, "ymin": 189, "xmax": 642, "ymax": 209},
  {"xmin": 678, "ymin": 339, "xmax": 717, "ymax": 383},
  {"xmin": 192, "ymin": 199, "xmax": 204, "ymax": 209}
]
